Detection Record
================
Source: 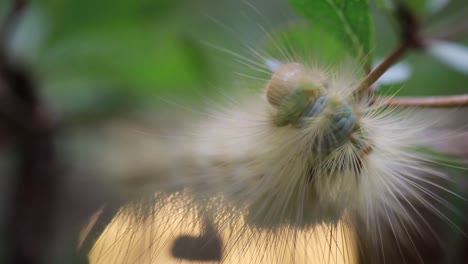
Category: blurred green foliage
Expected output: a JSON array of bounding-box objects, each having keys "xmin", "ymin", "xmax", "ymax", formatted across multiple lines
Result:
[
  {"xmin": 1, "ymin": 0, "xmax": 467, "ymax": 121},
  {"xmin": 7, "ymin": 0, "xmax": 226, "ymax": 118},
  {"xmin": 20, "ymin": 1, "xmax": 209, "ymax": 100}
]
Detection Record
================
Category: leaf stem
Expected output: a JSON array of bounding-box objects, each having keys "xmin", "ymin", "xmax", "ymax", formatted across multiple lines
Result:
[{"xmin": 377, "ymin": 94, "xmax": 468, "ymax": 107}]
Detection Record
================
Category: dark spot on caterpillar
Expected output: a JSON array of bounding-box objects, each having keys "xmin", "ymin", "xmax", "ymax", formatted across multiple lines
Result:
[
  {"xmin": 171, "ymin": 219, "xmax": 223, "ymax": 261},
  {"xmin": 306, "ymin": 132, "xmax": 374, "ymax": 184},
  {"xmin": 350, "ymin": 133, "xmax": 374, "ymax": 176},
  {"xmin": 307, "ymin": 165, "xmax": 316, "ymax": 183},
  {"xmin": 352, "ymin": 157, "xmax": 364, "ymax": 176},
  {"xmin": 171, "ymin": 235, "xmax": 222, "ymax": 261}
]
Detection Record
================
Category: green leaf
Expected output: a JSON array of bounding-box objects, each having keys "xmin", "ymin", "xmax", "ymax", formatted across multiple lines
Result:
[
  {"xmin": 264, "ymin": 22, "xmax": 351, "ymax": 65},
  {"xmin": 289, "ymin": 0, "xmax": 374, "ymax": 69}
]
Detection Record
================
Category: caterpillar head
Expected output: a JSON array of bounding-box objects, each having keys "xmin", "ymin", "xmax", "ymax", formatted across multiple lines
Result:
[
  {"xmin": 265, "ymin": 61, "xmax": 369, "ymax": 155},
  {"xmin": 265, "ymin": 62, "xmax": 325, "ymax": 107}
]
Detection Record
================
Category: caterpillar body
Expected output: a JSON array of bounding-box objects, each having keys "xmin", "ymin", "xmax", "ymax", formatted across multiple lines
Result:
[{"xmin": 87, "ymin": 53, "xmax": 465, "ymax": 264}]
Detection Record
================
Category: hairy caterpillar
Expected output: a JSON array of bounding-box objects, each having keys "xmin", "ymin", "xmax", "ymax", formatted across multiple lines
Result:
[
  {"xmin": 85, "ymin": 58, "xmax": 466, "ymax": 264},
  {"xmin": 83, "ymin": 4, "xmax": 468, "ymax": 264}
]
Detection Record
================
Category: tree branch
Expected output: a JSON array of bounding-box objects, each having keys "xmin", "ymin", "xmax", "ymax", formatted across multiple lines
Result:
[
  {"xmin": 354, "ymin": 2, "xmax": 425, "ymax": 97},
  {"xmin": 377, "ymin": 94, "xmax": 468, "ymax": 107},
  {"xmin": 354, "ymin": 41, "xmax": 410, "ymax": 96}
]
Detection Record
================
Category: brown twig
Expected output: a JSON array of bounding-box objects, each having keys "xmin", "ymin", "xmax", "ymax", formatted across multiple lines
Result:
[
  {"xmin": 354, "ymin": 41, "xmax": 411, "ymax": 96},
  {"xmin": 354, "ymin": 2, "xmax": 425, "ymax": 97},
  {"xmin": 377, "ymin": 94, "xmax": 468, "ymax": 107}
]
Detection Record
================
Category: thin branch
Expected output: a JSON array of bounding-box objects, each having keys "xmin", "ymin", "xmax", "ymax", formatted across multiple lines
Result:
[
  {"xmin": 377, "ymin": 94, "xmax": 468, "ymax": 107},
  {"xmin": 354, "ymin": 2, "xmax": 425, "ymax": 97},
  {"xmin": 354, "ymin": 41, "xmax": 410, "ymax": 96}
]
